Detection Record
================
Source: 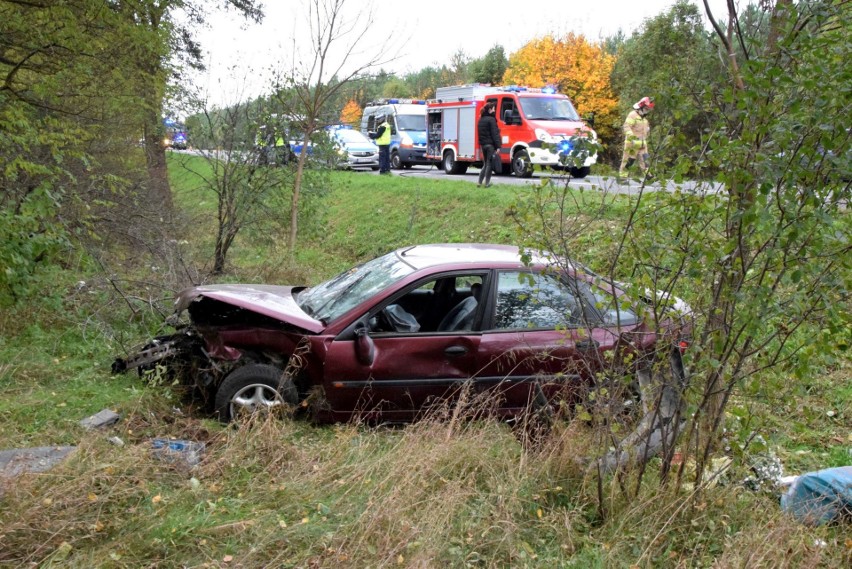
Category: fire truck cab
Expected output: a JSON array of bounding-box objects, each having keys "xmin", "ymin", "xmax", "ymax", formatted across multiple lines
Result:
[{"xmin": 426, "ymin": 85, "xmax": 597, "ymax": 179}]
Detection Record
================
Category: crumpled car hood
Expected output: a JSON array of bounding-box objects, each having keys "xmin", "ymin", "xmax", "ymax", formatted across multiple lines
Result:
[{"xmin": 175, "ymin": 284, "xmax": 324, "ymax": 333}]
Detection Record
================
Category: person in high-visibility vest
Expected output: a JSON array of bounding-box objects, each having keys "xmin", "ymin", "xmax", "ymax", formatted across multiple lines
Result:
[
  {"xmin": 618, "ymin": 97, "xmax": 654, "ymax": 179},
  {"xmin": 372, "ymin": 118, "xmax": 392, "ymax": 174}
]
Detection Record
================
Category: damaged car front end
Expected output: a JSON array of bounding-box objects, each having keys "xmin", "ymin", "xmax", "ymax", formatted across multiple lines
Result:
[{"xmin": 113, "ymin": 284, "xmax": 324, "ymax": 419}]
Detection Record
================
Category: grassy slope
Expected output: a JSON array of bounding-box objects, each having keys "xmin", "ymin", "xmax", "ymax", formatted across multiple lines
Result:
[{"xmin": 0, "ymin": 157, "xmax": 848, "ymax": 567}]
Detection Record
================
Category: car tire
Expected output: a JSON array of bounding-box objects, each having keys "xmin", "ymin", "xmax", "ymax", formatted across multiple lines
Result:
[
  {"xmin": 442, "ymin": 151, "xmax": 468, "ymax": 175},
  {"xmin": 214, "ymin": 364, "xmax": 298, "ymax": 422},
  {"xmin": 512, "ymin": 149, "xmax": 533, "ymax": 178},
  {"xmin": 570, "ymin": 166, "xmax": 591, "ymax": 179},
  {"xmin": 391, "ymin": 152, "xmax": 402, "ymax": 170}
]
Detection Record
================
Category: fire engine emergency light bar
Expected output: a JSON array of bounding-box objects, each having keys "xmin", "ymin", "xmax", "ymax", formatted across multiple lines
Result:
[{"xmin": 429, "ymin": 84, "xmax": 562, "ymax": 103}]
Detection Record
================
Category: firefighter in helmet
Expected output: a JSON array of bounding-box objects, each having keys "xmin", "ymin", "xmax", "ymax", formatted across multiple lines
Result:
[{"xmin": 618, "ymin": 97, "xmax": 654, "ymax": 180}]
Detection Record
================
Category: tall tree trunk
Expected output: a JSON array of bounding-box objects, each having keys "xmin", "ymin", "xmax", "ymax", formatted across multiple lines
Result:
[
  {"xmin": 144, "ymin": 110, "xmax": 173, "ymax": 211},
  {"xmin": 132, "ymin": 2, "xmax": 172, "ymax": 212}
]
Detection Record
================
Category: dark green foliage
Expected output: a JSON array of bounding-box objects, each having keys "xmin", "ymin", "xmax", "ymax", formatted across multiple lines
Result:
[
  {"xmin": 610, "ymin": 0, "xmax": 724, "ymax": 171},
  {"xmin": 0, "ymin": 0, "xmax": 146, "ymax": 304},
  {"xmin": 469, "ymin": 44, "xmax": 509, "ymax": 85}
]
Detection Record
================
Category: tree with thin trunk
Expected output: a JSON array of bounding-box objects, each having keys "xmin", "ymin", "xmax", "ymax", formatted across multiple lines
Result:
[
  {"xmin": 510, "ymin": 0, "xmax": 850, "ymax": 502},
  {"xmin": 270, "ymin": 0, "xmax": 398, "ymax": 254},
  {"xmin": 178, "ymin": 98, "xmax": 294, "ymax": 275}
]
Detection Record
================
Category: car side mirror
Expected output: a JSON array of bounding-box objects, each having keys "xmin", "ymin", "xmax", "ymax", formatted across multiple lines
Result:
[
  {"xmin": 503, "ymin": 109, "xmax": 521, "ymax": 125},
  {"xmin": 584, "ymin": 112, "xmax": 596, "ymax": 127},
  {"xmin": 354, "ymin": 322, "xmax": 375, "ymax": 366}
]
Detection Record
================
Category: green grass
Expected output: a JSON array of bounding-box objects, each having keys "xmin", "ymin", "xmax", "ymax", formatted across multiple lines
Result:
[{"xmin": 0, "ymin": 156, "xmax": 849, "ymax": 567}]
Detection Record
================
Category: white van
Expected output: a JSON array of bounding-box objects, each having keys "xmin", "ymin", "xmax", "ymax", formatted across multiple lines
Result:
[{"xmin": 360, "ymin": 99, "xmax": 430, "ymax": 169}]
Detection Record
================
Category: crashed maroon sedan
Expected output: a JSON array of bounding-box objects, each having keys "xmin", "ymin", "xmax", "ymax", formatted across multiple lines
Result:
[{"xmin": 113, "ymin": 243, "xmax": 690, "ymax": 423}]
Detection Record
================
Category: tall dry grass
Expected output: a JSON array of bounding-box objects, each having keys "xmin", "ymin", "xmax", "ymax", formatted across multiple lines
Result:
[{"xmin": 0, "ymin": 398, "xmax": 848, "ymax": 568}]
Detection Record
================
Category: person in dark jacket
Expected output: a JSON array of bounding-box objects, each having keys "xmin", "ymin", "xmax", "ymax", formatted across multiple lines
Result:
[{"xmin": 477, "ymin": 102, "xmax": 501, "ymax": 187}]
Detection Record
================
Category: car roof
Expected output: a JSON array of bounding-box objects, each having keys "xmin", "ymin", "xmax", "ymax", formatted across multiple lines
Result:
[{"xmin": 395, "ymin": 243, "xmax": 551, "ymax": 270}]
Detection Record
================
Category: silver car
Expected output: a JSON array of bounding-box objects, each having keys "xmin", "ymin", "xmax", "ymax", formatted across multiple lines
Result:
[{"xmin": 327, "ymin": 126, "xmax": 379, "ymax": 170}]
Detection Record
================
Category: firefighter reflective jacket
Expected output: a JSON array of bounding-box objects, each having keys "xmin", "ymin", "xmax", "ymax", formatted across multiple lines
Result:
[{"xmin": 623, "ymin": 110, "xmax": 649, "ymax": 150}]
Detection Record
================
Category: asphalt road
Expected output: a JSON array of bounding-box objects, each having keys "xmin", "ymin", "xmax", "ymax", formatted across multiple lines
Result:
[
  {"xmin": 373, "ymin": 164, "xmax": 722, "ymax": 196},
  {"xmin": 179, "ymin": 149, "xmax": 722, "ymax": 196}
]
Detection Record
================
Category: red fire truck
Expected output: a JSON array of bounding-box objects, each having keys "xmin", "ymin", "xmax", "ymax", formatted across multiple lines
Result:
[{"xmin": 425, "ymin": 84, "xmax": 598, "ymax": 178}]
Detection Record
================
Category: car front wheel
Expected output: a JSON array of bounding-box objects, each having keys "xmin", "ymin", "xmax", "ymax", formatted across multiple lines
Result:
[
  {"xmin": 391, "ymin": 152, "xmax": 402, "ymax": 169},
  {"xmin": 214, "ymin": 364, "xmax": 298, "ymax": 422}
]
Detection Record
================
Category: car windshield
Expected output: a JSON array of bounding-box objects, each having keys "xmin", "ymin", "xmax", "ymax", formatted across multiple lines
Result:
[
  {"xmin": 519, "ymin": 97, "xmax": 580, "ymax": 121},
  {"xmin": 296, "ymin": 251, "xmax": 415, "ymax": 323},
  {"xmin": 335, "ymin": 129, "xmax": 370, "ymax": 144},
  {"xmin": 396, "ymin": 114, "xmax": 425, "ymax": 131}
]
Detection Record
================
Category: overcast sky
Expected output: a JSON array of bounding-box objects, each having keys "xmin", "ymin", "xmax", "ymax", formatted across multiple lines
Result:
[{"xmin": 190, "ymin": 0, "xmax": 729, "ymax": 109}]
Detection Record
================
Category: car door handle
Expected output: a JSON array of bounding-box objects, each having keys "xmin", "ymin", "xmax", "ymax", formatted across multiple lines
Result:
[
  {"xmin": 444, "ymin": 346, "xmax": 468, "ymax": 357},
  {"xmin": 576, "ymin": 339, "xmax": 600, "ymax": 350}
]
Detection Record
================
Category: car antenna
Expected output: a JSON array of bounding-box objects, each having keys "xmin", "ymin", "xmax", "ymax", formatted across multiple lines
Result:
[{"xmin": 399, "ymin": 245, "xmax": 417, "ymax": 257}]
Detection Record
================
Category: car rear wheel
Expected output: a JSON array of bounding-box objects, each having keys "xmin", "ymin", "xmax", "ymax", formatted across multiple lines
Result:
[{"xmin": 214, "ymin": 364, "xmax": 298, "ymax": 422}]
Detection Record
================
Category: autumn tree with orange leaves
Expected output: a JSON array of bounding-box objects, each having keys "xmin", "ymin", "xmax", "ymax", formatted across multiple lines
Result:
[
  {"xmin": 503, "ymin": 34, "xmax": 619, "ymax": 150},
  {"xmin": 339, "ymin": 99, "xmax": 362, "ymax": 127}
]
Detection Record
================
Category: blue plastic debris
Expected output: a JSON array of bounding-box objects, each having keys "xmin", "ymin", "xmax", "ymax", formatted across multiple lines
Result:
[
  {"xmin": 780, "ymin": 466, "xmax": 852, "ymax": 525},
  {"xmin": 150, "ymin": 439, "xmax": 205, "ymax": 467}
]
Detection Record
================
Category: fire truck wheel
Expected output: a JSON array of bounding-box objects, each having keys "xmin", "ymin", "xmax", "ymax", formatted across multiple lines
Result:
[
  {"xmin": 512, "ymin": 150, "xmax": 534, "ymax": 178},
  {"xmin": 442, "ymin": 151, "xmax": 468, "ymax": 175},
  {"xmin": 569, "ymin": 166, "xmax": 591, "ymax": 179},
  {"xmin": 391, "ymin": 152, "xmax": 402, "ymax": 169}
]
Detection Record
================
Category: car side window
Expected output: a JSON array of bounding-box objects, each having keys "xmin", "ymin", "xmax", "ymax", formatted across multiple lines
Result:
[
  {"xmin": 369, "ymin": 274, "xmax": 484, "ymax": 335},
  {"xmin": 493, "ymin": 271, "xmax": 584, "ymax": 330},
  {"xmin": 499, "ymin": 98, "xmax": 515, "ymax": 125}
]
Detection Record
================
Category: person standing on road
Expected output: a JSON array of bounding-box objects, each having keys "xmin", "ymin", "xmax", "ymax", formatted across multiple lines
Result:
[
  {"xmin": 618, "ymin": 97, "xmax": 654, "ymax": 180},
  {"xmin": 477, "ymin": 102, "xmax": 502, "ymax": 187},
  {"xmin": 371, "ymin": 117, "xmax": 392, "ymax": 174}
]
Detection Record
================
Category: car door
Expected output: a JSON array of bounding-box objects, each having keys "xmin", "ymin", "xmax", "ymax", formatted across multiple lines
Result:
[
  {"xmin": 473, "ymin": 270, "xmax": 617, "ymax": 416},
  {"xmin": 321, "ymin": 273, "xmax": 486, "ymax": 422}
]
